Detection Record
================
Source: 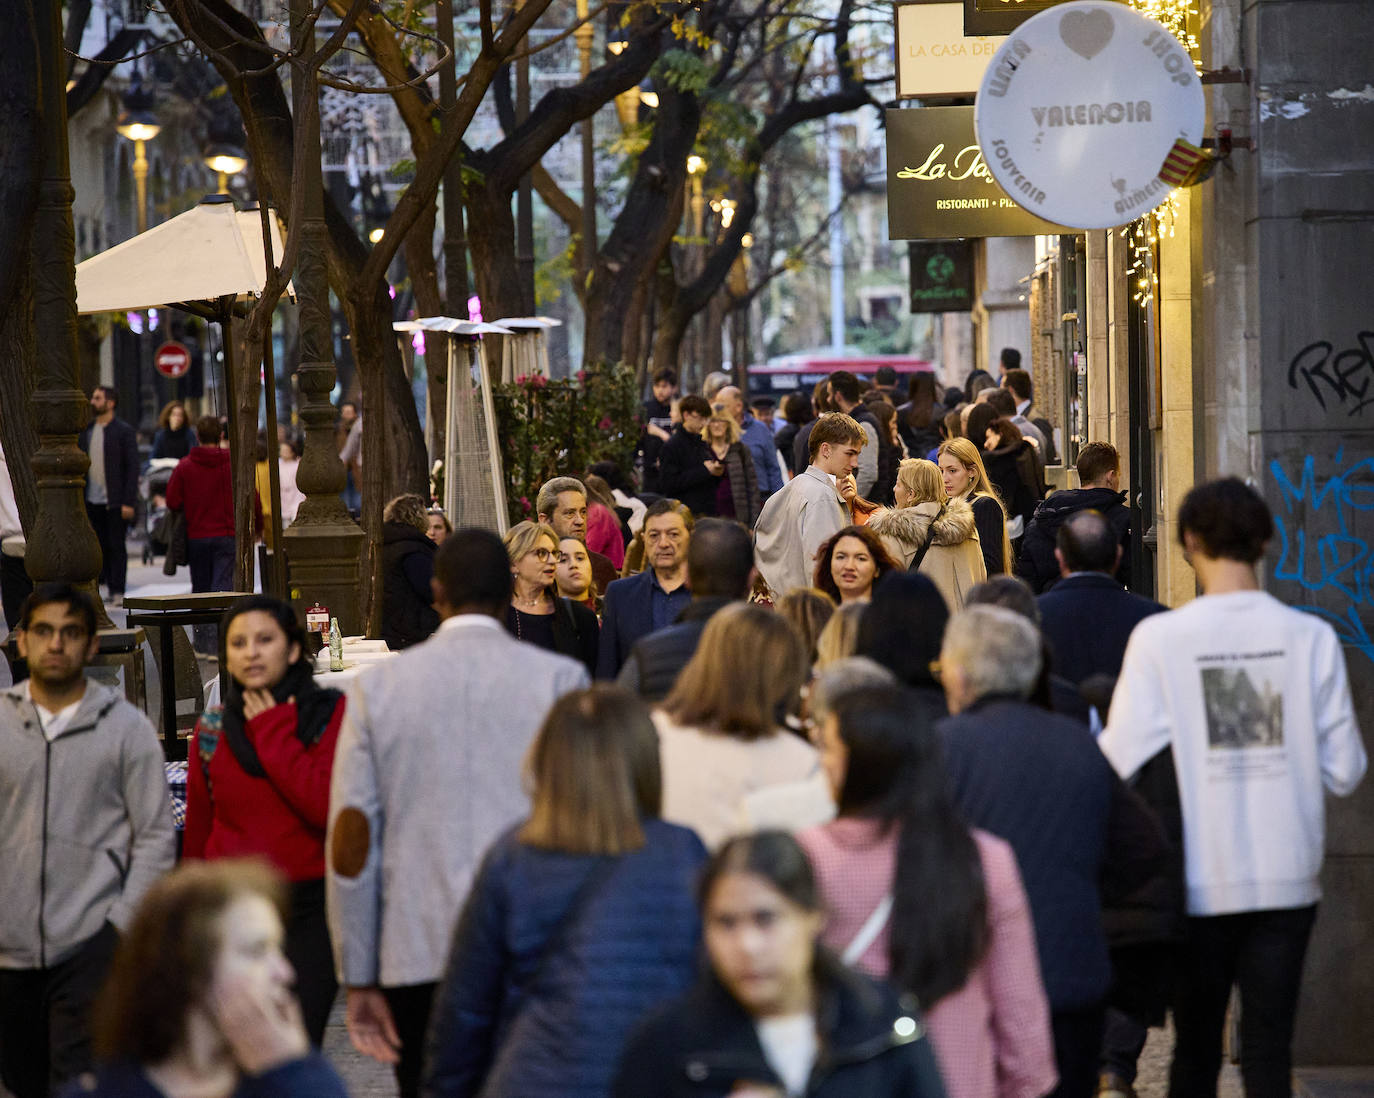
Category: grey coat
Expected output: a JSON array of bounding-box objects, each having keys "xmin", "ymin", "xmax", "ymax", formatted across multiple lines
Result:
[
  {"xmin": 0, "ymin": 681, "xmax": 175, "ymax": 969},
  {"xmin": 753, "ymin": 466, "xmax": 848, "ymax": 599},
  {"xmin": 326, "ymin": 615, "xmax": 589, "ymax": 988}
]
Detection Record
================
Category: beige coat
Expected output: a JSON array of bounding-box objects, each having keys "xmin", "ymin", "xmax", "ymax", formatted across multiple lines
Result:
[
  {"xmin": 867, "ymin": 497, "xmax": 986, "ymax": 612},
  {"xmin": 652, "ymin": 710, "xmax": 831, "ymax": 850}
]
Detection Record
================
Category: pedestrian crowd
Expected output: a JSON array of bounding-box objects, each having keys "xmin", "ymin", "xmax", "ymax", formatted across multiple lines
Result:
[{"xmin": 0, "ymin": 356, "xmax": 1366, "ymax": 1098}]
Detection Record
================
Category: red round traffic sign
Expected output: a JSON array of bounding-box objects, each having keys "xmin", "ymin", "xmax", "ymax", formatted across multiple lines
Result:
[{"xmin": 154, "ymin": 340, "xmax": 191, "ymax": 379}]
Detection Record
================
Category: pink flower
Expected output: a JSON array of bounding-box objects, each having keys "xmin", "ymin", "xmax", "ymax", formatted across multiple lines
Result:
[
  {"xmin": 598, "ymin": 416, "xmax": 612, "ymax": 430},
  {"xmin": 576, "ymin": 369, "xmax": 587, "ymax": 382},
  {"xmin": 519, "ymin": 496, "xmax": 531, "ymax": 511}
]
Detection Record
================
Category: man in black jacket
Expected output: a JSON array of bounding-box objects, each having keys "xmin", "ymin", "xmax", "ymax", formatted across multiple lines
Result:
[
  {"xmin": 616, "ymin": 518, "xmax": 753, "ymax": 702},
  {"xmin": 78, "ymin": 386, "xmax": 140, "ymax": 606},
  {"xmin": 1017, "ymin": 441, "xmax": 1131, "ymax": 593},
  {"xmin": 1037, "ymin": 510, "xmax": 1165, "ymax": 703},
  {"xmin": 655, "ymin": 395, "xmax": 721, "ymax": 519},
  {"xmin": 937, "ymin": 604, "xmax": 1164, "ymax": 1098}
]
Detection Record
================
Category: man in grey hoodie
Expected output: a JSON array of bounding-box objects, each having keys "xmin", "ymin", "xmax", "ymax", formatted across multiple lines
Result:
[{"xmin": 0, "ymin": 583, "xmax": 175, "ymax": 1098}]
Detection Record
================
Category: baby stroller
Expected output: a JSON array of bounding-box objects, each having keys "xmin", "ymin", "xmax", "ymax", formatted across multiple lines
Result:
[{"xmin": 141, "ymin": 458, "xmax": 180, "ymax": 564}]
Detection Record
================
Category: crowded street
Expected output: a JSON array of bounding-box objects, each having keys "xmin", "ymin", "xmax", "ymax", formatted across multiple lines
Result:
[{"xmin": 3, "ymin": 0, "xmax": 1372, "ymax": 1096}]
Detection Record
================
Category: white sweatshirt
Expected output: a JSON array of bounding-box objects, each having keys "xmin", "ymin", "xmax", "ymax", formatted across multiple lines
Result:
[{"xmin": 1100, "ymin": 590, "xmax": 1367, "ymax": 917}]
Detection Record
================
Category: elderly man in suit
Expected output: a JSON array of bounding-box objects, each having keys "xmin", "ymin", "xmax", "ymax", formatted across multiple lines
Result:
[
  {"xmin": 326, "ymin": 528, "xmax": 589, "ymax": 1097},
  {"xmin": 754, "ymin": 412, "xmax": 864, "ymax": 599},
  {"xmin": 938, "ymin": 605, "xmax": 1165, "ymax": 1098},
  {"xmin": 595, "ymin": 499, "xmax": 693, "ymax": 679}
]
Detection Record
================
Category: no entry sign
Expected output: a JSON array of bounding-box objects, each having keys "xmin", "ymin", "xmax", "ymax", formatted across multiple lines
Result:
[{"xmin": 154, "ymin": 341, "xmax": 191, "ymax": 379}]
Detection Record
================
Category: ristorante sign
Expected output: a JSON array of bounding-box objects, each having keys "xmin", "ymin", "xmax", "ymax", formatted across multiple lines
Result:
[
  {"xmin": 974, "ymin": 1, "xmax": 1205, "ymax": 229},
  {"xmin": 886, "ymin": 106, "xmax": 1067, "ymax": 240}
]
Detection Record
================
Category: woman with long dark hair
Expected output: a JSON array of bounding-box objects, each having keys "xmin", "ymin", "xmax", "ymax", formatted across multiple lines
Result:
[
  {"xmin": 812, "ymin": 525, "xmax": 899, "ymax": 606},
  {"xmin": 66, "ymin": 860, "xmax": 347, "ymax": 1098},
  {"xmin": 797, "ymin": 688, "xmax": 1055, "ymax": 1098},
  {"xmin": 184, "ymin": 598, "xmax": 347, "ymax": 1046},
  {"xmin": 613, "ymin": 831, "xmax": 948, "ymax": 1098},
  {"xmin": 896, "ymin": 373, "xmax": 947, "ymax": 460},
  {"xmin": 854, "ymin": 572, "xmax": 950, "ymax": 723},
  {"xmin": 424, "ymin": 687, "xmax": 706, "ymax": 1098}
]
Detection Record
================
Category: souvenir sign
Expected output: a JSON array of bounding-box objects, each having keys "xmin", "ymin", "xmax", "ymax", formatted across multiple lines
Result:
[{"xmin": 974, "ymin": 1, "xmax": 1205, "ymax": 229}]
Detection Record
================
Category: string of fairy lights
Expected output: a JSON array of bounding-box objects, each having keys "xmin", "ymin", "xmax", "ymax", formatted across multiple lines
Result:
[{"xmin": 1123, "ymin": 0, "xmax": 1203, "ymax": 305}]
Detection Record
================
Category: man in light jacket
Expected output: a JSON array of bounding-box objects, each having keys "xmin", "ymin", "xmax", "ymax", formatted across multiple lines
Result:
[
  {"xmin": 1100, "ymin": 478, "xmax": 1366, "ymax": 1098},
  {"xmin": 326, "ymin": 529, "xmax": 589, "ymax": 1098},
  {"xmin": 0, "ymin": 584, "xmax": 175, "ymax": 1098},
  {"xmin": 753, "ymin": 413, "xmax": 865, "ymax": 599}
]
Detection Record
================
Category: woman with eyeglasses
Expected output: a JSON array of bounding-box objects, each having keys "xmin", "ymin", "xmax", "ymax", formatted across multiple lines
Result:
[{"xmin": 502, "ymin": 521, "xmax": 600, "ymax": 677}]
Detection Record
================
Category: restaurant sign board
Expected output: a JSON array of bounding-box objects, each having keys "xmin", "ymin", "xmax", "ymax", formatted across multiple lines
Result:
[
  {"xmin": 886, "ymin": 106, "xmax": 1067, "ymax": 240},
  {"xmin": 896, "ymin": 1, "xmax": 1005, "ymax": 99}
]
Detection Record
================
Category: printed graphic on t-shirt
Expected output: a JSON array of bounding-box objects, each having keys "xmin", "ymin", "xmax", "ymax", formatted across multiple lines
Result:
[{"xmin": 1200, "ymin": 656, "xmax": 1285, "ymax": 750}]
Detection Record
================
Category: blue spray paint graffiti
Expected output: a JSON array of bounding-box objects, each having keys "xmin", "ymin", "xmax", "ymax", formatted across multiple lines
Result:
[{"xmin": 1269, "ymin": 448, "xmax": 1374, "ymax": 662}]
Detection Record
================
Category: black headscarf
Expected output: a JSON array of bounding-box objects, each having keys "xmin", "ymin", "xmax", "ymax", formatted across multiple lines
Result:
[{"xmin": 218, "ymin": 597, "xmax": 343, "ymax": 778}]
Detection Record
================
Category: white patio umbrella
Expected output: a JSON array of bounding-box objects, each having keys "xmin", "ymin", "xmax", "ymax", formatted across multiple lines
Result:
[{"xmin": 75, "ymin": 192, "xmax": 294, "ymax": 594}]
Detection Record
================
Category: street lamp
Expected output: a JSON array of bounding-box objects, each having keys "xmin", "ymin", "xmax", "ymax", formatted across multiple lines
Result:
[
  {"xmin": 686, "ymin": 156, "xmax": 707, "ymax": 240},
  {"xmin": 203, "ymin": 143, "xmax": 248, "ymax": 194},
  {"xmin": 116, "ymin": 81, "xmax": 160, "ymax": 235}
]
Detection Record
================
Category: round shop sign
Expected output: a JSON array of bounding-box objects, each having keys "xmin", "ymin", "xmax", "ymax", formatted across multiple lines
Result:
[{"xmin": 974, "ymin": 0, "xmax": 1205, "ymax": 230}]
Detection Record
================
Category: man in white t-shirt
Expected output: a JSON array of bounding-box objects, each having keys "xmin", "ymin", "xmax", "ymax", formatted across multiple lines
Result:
[{"xmin": 1099, "ymin": 478, "xmax": 1366, "ymax": 1097}]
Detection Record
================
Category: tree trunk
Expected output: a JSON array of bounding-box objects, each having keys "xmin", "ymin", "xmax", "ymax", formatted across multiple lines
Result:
[{"xmin": 465, "ymin": 179, "xmax": 526, "ymax": 323}]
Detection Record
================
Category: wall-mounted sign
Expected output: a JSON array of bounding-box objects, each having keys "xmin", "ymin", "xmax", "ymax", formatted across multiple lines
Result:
[
  {"xmin": 909, "ymin": 240, "xmax": 976, "ymax": 312},
  {"xmin": 974, "ymin": 1, "xmax": 1205, "ymax": 229},
  {"xmin": 964, "ymin": 0, "xmax": 1068, "ymax": 36},
  {"xmin": 896, "ymin": 1, "xmax": 1006, "ymax": 98},
  {"xmin": 886, "ymin": 106, "xmax": 1067, "ymax": 239}
]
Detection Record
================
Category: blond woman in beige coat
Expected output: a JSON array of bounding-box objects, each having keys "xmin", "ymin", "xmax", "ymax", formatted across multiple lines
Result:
[{"xmin": 867, "ymin": 458, "xmax": 987, "ymax": 612}]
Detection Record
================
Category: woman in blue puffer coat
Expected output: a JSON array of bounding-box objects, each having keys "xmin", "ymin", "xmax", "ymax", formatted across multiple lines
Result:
[{"xmin": 422, "ymin": 686, "xmax": 708, "ymax": 1098}]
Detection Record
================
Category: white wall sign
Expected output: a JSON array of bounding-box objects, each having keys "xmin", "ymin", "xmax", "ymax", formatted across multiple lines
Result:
[
  {"xmin": 896, "ymin": 2, "xmax": 1006, "ymax": 98},
  {"xmin": 973, "ymin": 1, "xmax": 1204, "ymax": 229}
]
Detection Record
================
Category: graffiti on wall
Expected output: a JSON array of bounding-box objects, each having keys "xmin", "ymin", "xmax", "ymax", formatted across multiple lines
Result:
[
  {"xmin": 1269, "ymin": 447, "xmax": 1374, "ymax": 663},
  {"xmin": 1287, "ymin": 330, "xmax": 1374, "ymax": 416}
]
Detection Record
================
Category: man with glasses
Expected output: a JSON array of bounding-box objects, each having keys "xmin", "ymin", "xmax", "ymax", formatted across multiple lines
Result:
[
  {"xmin": 0, "ymin": 584, "xmax": 174, "ymax": 1098},
  {"xmin": 536, "ymin": 476, "xmax": 618, "ymax": 596},
  {"xmin": 596, "ymin": 499, "xmax": 693, "ymax": 678}
]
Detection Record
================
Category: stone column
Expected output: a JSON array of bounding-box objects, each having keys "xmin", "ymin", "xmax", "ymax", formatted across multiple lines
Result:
[
  {"xmin": 281, "ymin": 0, "xmax": 364, "ymax": 634},
  {"xmin": 26, "ymin": 0, "xmax": 102, "ymax": 592}
]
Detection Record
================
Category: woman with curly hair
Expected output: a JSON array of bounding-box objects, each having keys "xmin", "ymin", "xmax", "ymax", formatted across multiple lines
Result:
[{"xmin": 813, "ymin": 525, "xmax": 899, "ymax": 606}]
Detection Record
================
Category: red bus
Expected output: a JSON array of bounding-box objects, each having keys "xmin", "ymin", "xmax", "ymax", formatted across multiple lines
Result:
[{"xmin": 747, "ymin": 354, "xmax": 934, "ymax": 399}]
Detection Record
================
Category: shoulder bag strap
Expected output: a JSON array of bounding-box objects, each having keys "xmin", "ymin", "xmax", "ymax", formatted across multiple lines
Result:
[
  {"xmin": 842, "ymin": 894, "xmax": 893, "ymax": 966},
  {"xmin": 908, "ymin": 534, "xmax": 934, "ymax": 573}
]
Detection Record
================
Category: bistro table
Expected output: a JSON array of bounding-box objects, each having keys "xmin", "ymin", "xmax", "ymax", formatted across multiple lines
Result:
[{"xmin": 123, "ymin": 592, "xmax": 253, "ymax": 760}]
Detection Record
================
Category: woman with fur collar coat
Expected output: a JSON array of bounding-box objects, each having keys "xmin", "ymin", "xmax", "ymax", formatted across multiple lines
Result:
[{"xmin": 867, "ymin": 459, "xmax": 987, "ymax": 613}]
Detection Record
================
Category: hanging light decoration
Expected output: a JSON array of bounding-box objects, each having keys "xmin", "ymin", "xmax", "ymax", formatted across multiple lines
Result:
[{"xmin": 1120, "ymin": 0, "xmax": 1200, "ymax": 304}]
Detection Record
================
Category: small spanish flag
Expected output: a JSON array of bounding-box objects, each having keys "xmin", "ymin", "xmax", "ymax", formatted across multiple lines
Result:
[{"xmin": 1158, "ymin": 138, "xmax": 1215, "ymax": 188}]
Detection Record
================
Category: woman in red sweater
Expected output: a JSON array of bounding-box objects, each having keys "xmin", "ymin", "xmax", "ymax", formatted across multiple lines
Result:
[{"xmin": 184, "ymin": 596, "xmax": 346, "ymax": 1047}]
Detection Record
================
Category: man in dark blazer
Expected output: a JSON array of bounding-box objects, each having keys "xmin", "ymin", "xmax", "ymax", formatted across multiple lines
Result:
[
  {"xmin": 937, "ymin": 604, "xmax": 1164, "ymax": 1098},
  {"xmin": 78, "ymin": 386, "xmax": 140, "ymax": 605},
  {"xmin": 1038, "ymin": 509, "xmax": 1165, "ymax": 696},
  {"xmin": 596, "ymin": 499, "xmax": 692, "ymax": 679},
  {"xmin": 617, "ymin": 518, "xmax": 753, "ymax": 702}
]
